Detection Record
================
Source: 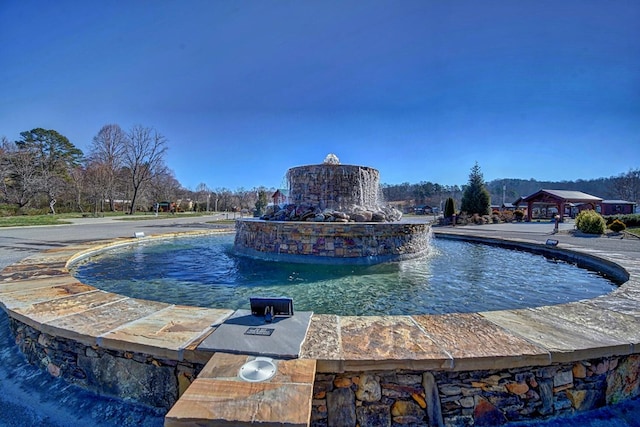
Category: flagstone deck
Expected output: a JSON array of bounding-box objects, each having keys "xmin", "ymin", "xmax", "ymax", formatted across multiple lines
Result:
[{"xmin": 0, "ymin": 228, "xmax": 638, "ymax": 426}]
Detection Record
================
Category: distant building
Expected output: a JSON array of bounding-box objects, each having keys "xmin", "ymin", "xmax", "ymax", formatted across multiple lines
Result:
[
  {"xmin": 156, "ymin": 201, "xmax": 175, "ymax": 212},
  {"xmin": 272, "ymin": 189, "xmax": 288, "ymax": 206},
  {"xmin": 599, "ymin": 200, "xmax": 636, "ymax": 216},
  {"xmin": 514, "ymin": 189, "xmax": 602, "ymax": 222},
  {"xmin": 414, "ymin": 205, "xmax": 433, "ymax": 215}
]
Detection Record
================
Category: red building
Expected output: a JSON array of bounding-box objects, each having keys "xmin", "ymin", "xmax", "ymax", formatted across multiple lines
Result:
[
  {"xmin": 272, "ymin": 189, "xmax": 288, "ymax": 206},
  {"xmin": 599, "ymin": 200, "xmax": 636, "ymax": 216}
]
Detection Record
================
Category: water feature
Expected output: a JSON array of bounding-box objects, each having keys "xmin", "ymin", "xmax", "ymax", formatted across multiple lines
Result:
[
  {"xmin": 71, "ymin": 233, "xmax": 616, "ymax": 316},
  {"xmin": 234, "ymin": 154, "xmax": 425, "ymax": 264},
  {"xmin": 3, "ymin": 154, "xmax": 637, "ymax": 425}
]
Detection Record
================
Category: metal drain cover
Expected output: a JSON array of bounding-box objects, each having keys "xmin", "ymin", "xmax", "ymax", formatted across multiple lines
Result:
[{"xmin": 238, "ymin": 357, "xmax": 277, "ymax": 382}]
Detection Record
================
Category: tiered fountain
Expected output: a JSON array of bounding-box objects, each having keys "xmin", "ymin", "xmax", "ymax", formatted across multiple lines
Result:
[{"xmin": 233, "ymin": 154, "xmax": 430, "ymax": 264}]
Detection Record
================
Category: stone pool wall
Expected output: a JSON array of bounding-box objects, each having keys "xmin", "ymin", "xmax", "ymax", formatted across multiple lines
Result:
[
  {"xmin": 10, "ymin": 318, "xmax": 202, "ymax": 410},
  {"xmin": 311, "ymin": 354, "xmax": 640, "ymax": 427},
  {"xmin": 234, "ymin": 219, "xmax": 430, "ymax": 263}
]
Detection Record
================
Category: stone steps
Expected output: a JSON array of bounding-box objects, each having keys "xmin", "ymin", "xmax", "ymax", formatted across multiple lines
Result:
[{"xmin": 165, "ymin": 352, "xmax": 316, "ymax": 426}]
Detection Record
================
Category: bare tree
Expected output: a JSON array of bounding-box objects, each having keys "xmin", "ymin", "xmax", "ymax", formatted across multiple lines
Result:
[
  {"xmin": 1, "ymin": 138, "xmax": 40, "ymax": 210},
  {"xmin": 84, "ymin": 160, "xmax": 109, "ymax": 214},
  {"xmin": 195, "ymin": 182, "xmax": 210, "ymax": 211},
  {"xmin": 613, "ymin": 169, "xmax": 640, "ymax": 204},
  {"xmin": 122, "ymin": 125, "xmax": 168, "ymax": 214},
  {"xmin": 216, "ymin": 188, "xmax": 234, "ymax": 212},
  {"xmin": 68, "ymin": 165, "xmax": 87, "ymax": 213},
  {"xmin": 148, "ymin": 169, "xmax": 182, "ymax": 207},
  {"xmin": 89, "ymin": 124, "xmax": 127, "ymax": 211}
]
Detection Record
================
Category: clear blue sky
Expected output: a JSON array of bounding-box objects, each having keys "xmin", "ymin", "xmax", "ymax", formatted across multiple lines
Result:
[{"xmin": 1, "ymin": 0, "xmax": 639, "ymax": 191}]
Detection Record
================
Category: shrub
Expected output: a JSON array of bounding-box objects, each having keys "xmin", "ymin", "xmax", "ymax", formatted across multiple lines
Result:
[
  {"xmin": 444, "ymin": 197, "xmax": 455, "ymax": 218},
  {"xmin": 514, "ymin": 210, "xmax": 524, "ymax": 221},
  {"xmin": 605, "ymin": 214, "xmax": 640, "ymax": 228},
  {"xmin": 575, "ymin": 210, "xmax": 606, "ymax": 234},
  {"xmin": 625, "ymin": 214, "xmax": 640, "ymax": 227},
  {"xmin": 457, "ymin": 212, "xmax": 469, "ymax": 225},
  {"xmin": 609, "ymin": 219, "xmax": 626, "ymax": 232},
  {"xmin": 0, "ymin": 204, "xmax": 19, "ymax": 217},
  {"xmin": 500, "ymin": 210, "xmax": 514, "ymax": 223},
  {"xmin": 18, "ymin": 207, "xmax": 49, "ymax": 216}
]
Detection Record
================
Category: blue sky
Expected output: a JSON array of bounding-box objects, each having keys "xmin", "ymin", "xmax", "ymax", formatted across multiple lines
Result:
[{"xmin": 1, "ymin": 0, "xmax": 639, "ymax": 191}]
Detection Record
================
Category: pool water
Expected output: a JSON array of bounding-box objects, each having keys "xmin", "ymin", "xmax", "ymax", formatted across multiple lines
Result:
[{"xmin": 71, "ymin": 234, "xmax": 616, "ymax": 316}]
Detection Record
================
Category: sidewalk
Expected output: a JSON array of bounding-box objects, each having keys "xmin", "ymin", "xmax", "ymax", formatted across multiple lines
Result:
[{"xmin": 435, "ymin": 221, "xmax": 640, "ymax": 256}]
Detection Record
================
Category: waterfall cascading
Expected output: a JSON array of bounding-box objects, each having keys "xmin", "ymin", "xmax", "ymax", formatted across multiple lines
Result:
[{"xmin": 235, "ymin": 154, "xmax": 427, "ymax": 264}]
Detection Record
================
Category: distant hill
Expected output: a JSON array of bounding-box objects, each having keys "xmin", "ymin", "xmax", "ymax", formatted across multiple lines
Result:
[
  {"xmin": 485, "ymin": 177, "xmax": 616, "ymax": 205},
  {"xmin": 381, "ymin": 172, "xmax": 637, "ymax": 211}
]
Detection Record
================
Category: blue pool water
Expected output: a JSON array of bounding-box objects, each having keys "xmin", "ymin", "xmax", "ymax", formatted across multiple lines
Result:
[{"xmin": 71, "ymin": 234, "xmax": 616, "ymax": 315}]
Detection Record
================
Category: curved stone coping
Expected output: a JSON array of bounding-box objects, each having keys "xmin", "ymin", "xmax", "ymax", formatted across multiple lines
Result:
[
  {"xmin": 0, "ymin": 229, "xmax": 237, "ymax": 365},
  {"xmin": 0, "ymin": 228, "xmax": 639, "ymax": 376}
]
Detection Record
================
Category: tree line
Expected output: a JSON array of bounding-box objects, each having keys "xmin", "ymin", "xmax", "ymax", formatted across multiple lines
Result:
[
  {"xmin": 381, "ymin": 167, "xmax": 640, "ymax": 213},
  {"xmin": 2, "ymin": 126, "xmax": 638, "ymax": 217},
  {"xmin": 1, "ymin": 125, "xmax": 272, "ymax": 216}
]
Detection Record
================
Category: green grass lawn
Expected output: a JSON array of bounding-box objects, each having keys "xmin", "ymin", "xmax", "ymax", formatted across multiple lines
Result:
[
  {"xmin": 626, "ymin": 227, "xmax": 640, "ymax": 237},
  {"xmin": 0, "ymin": 211, "xmax": 223, "ymax": 227},
  {"xmin": 116, "ymin": 212, "xmax": 208, "ymax": 221},
  {"xmin": 0, "ymin": 215, "xmax": 73, "ymax": 227}
]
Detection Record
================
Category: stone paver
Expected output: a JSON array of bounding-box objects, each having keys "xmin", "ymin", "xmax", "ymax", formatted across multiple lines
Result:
[
  {"xmin": 99, "ymin": 305, "xmax": 234, "ymax": 361},
  {"xmin": 165, "ymin": 353, "xmax": 316, "ymax": 427},
  {"xmin": 412, "ymin": 312, "xmax": 551, "ymax": 370},
  {"xmin": 338, "ymin": 315, "xmax": 451, "ymax": 370}
]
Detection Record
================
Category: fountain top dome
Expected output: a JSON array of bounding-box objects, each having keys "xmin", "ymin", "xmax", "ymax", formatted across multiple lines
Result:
[{"xmin": 323, "ymin": 153, "xmax": 340, "ymax": 165}]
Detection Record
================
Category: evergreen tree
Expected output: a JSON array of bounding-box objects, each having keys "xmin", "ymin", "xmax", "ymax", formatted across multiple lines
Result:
[
  {"xmin": 16, "ymin": 128, "xmax": 83, "ymax": 214},
  {"xmin": 255, "ymin": 189, "xmax": 268, "ymax": 216},
  {"xmin": 461, "ymin": 162, "xmax": 491, "ymax": 215},
  {"xmin": 444, "ymin": 197, "xmax": 455, "ymax": 218}
]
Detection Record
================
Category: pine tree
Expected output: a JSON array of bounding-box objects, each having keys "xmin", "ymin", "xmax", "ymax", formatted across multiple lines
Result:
[
  {"xmin": 461, "ymin": 162, "xmax": 491, "ymax": 215},
  {"xmin": 444, "ymin": 197, "xmax": 455, "ymax": 218}
]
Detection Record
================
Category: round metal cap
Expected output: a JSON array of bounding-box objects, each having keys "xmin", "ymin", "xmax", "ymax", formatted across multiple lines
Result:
[{"xmin": 238, "ymin": 357, "xmax": 277, "ymax": 382}]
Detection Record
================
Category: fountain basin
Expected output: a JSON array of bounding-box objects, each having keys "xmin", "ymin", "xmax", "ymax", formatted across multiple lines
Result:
[
  {"xmin": 1, "ymin": 228, "xmax": 639, "ymax": 426},
  {"xmin": 234, "ymin": 218, "xmax": 430, "ymax": 264}
]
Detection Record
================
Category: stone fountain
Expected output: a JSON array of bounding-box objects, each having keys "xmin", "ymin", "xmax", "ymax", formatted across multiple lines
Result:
[{"xmin": 233, "ymin": 154, "xmax": 430, "ymax": 264}]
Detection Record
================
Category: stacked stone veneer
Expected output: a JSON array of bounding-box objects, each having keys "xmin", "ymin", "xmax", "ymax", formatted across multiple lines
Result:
[
  {"xmin": 312, "ymin": 355, "xmax": 640, "ymax": 426},
  {"xmin": 10, "ymin": 317, "xmax": 202, "ymax": 410},
  {"xmin": 287, "ymin": 164, "xmax": 381, "ymax": 211},
  {"xmin": 234, "ymin": 219, "xmax": 430, "ymax": 263}
]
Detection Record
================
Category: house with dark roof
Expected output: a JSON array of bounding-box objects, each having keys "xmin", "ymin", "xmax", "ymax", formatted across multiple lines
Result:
[
  {"xmin": 491, "ymin": 203, "xmax": 517, "ymax": 212},
  {"xmin": 599, "ymin": 200, "xmax": 637, "ymax": 215},
  {"xmin": 272, "ymin": 189, "xmax": 289, "ymax": 206}
]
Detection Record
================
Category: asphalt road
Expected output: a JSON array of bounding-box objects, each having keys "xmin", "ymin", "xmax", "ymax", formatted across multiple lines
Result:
[{"xmin": 0, "ymin": 214, "xmax": 234, "ymax": 269}]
